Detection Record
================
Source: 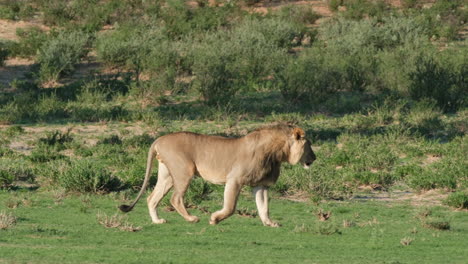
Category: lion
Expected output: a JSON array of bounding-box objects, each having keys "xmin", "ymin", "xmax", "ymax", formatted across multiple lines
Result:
[{"xmin": 119, "ymin": 124, "xmax": 316, "ymax": 227}]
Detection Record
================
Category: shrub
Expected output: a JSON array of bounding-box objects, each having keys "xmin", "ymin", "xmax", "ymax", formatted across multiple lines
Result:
[
  {"xmin": 405, "ymin": 160, "xmax": 463, "ymax": 191},
  {"xmin": 123, "ymin": 134, "xmax": 155, "ymax": 148},
  {"xmin": 41, "ymin": 0, "xmax": 75, "ymax": 26},
  {"xmin": 0, "ymin": 92, "xmax": 37, "ymax": 124},
  {"xmin": 408, "ymin": 55, "xmax": 465, "ymax": 110},
  {"xmin": 0, "ymin": 170, "xmax": 14, "ymax": 188},
  {"xmin": 340, "ymin": 0, "xmax": 390, "ymax": 20},
  {"xmin": 320, "ymin": 16, "xmax": 429, "ymax": 52},
  {"xmin": 35, "ymin": 94, "xmax": 68, "ymax": 121},
  {"xmin": 191, "ymin": 33, "xmax": 241, "ymax": 106},
  {"xmin": 275, "ymin": 4, "xmax": 321, "ymax": 25},
  {"xmin": 9, "ymin": 27, "xmax": 48, "ymax": 58},
  {"xmin": 185, "ymin": 177, "xmax": 215, "ymax": 205},
  {"xmin": 37, "ymin": 30, "xmax": 90, "ymax": 83},
  {"xmin": 417, "ymin": 0, "xmax": 466, "ymax": 40},
  {"xmin": 401, "ymin": 0, "xmax": 418, "ymax": 9},
  {"xmin": 0, "ymin": 42, "xmax": 8, "ymax": 66},
  {"xmin": 0, "ymin": 0, "xmax": 35, "ymax": 20},
  {"xmin": 28, "ymin": 145, "xmax": 66, "ymax": 163},
  {"xmin": 275, "ymin": 48, "xmax": 339, "ymax": 103},
  {"xmin": 444, "ymin": 192, "xmax": 468, "ymax": 209},
  {"xmin": 55, "ymin": 159, "xmax": 121, "ymax": 193},
  {"xmin": 403, "ymin": 100, "xmax": 444, "ymax": 135},
  {"xmin": 160, "ymin": 0, "xmax": 240, "ymax": 38},
  {"xmin": 235, "ymin": 17, "xmax": 304, "ymax": 49},
  {"xmin": 97, "ymin": 135, "xmax": 122, "ymax": 145},
  {"xmin": 96, "ymin": 25, "xmax": 165, "ymax": 81},
  {"xmin": 328, "ymin": 0, "xmax": 343, "ymax": 12},
  {"xmin": 3, "ymin": 125, "xmax": 24, "ymax": 137},
  {"xmin": 141, "ymin": 38, "xmax": 191, "ymax": 96},
  {"xmin": 38, "ymin": 129, "xmax": 73, "ymax": 147}
]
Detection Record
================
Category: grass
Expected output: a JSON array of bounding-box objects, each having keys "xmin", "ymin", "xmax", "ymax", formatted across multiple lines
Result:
[
  {"xmin": 0, "ymin": 1, "xmax": 467, "ymax": 262},
  {"xmin": 0, "ymin": 190, "xmax": 467, "ymax": 263}
]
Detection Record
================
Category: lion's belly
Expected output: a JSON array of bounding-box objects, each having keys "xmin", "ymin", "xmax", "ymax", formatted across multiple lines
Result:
[{"xmin": 196, "ymin": 167, "xmax": 228, "ymax": 185}]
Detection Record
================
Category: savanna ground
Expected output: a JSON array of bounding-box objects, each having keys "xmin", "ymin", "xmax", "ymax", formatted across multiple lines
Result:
[{"xmin": 0, "ymin": 0, "xmax": 467, "ymax": 263}]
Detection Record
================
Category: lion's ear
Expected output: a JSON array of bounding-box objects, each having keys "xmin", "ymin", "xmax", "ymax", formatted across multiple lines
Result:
[{"xmin": 292, "ymin": 127, "xmax": 305, "ymax": 140}]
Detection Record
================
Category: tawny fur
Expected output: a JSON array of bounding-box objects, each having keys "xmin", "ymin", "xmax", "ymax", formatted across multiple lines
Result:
[{"xmin": 119, "ymin": 124, "xmax": 316, "ymax": 227}]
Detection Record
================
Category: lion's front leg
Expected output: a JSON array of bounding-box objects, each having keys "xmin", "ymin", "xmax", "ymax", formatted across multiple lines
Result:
[
  {"xmin": 253, "ymin": 186, "xmax": 280, "ymax": 227},
  {"xmin": 209, "ymin": 180, "xmax": 241, "ymax": 225}
]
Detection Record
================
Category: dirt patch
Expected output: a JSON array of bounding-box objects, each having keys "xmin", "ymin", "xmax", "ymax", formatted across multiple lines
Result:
[
  {"xmin": 423, "ymin": 154, "xmax": 441, "ymax": 165},
  {"xmin": 249, "ymin": 0, "xmax": 333, "ymax": 18},
  {"xmin": 0, "ymin": 19, "xmax": 48, "ymax": 41},
  {"xmin": 353, "ymin": 189, "xmax": 448, "ymax": 207},
  {"xmin": 8, "ymin": 141, "xmax": 33, "ymax": 155},
  {"xmin": 279, "ymin": 191, "xmax": 310, "ymax": 202}
]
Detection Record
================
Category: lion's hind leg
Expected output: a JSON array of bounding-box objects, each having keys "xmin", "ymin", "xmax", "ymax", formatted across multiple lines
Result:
[
  {"xmin": 169, "ymin": 164, "xmax": 200, "ymax": 223},
  {"xmin": 147, "ymin": 162, "xmax": 173, "ymax": 224}
]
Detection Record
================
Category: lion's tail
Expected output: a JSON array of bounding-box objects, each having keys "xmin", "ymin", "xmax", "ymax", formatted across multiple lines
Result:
[{"xmin": 119, "ymin": 142, "xmax": 157, "ymax": 213}]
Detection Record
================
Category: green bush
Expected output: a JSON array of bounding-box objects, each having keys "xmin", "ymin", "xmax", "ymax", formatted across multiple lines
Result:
[
  {"xmin": 401, "ymin": 0, "xmax": 418, "ymax": 9},
  {"xmin": 55, "ymin": 159, "xmax": 121, "ymax": 193},
  {"xmin": 184, "ymin": 177, "xmax": 215, "ymax": 205},
  {"xmin": 37, "ymin": 30, "xmax": 90, "ymax": 83},
  {"xmin": 406, "ymin": 160, "xmax": 463, "ymax": 191},
  {"xmin": 8, "ymin": 27, "xmax": 48, "ymax": 58},
  {"xmin": 34, "ymin": 94, "xmax": 68, "ymax": 121},
  {"xmin": 123, "ymin": 134, "xmax": 155, "ymax": 148},
  {"xmin": 0, "ymin": 0, "xmax": 35, "ymax": 20},
  {"xmin": 96, "ymin": 25, "xmax": 165, "ymax": 81},
  {"xmin": 65, "ymin": 81, "xmax": 129, "ymax": 122},
  {"xmin": 403, "ymin": 100, "xmax": 444, "ymax": 135},
  {"xmin": 41, "ymin": 0, "xmax": 75, "ymax": 26},
  {"xmin": 160, "ymin": 0, "xmax": 240, "ymax": 39},
  {"xmin": 3, "ymin": 125, "xmax": 24, "ymax": 137},
  {"xmin": 328, "ymin": 0, "xmax": 343, "ymax": 12},
  {"xmin": 444, "ymin": 192, "xmax": 468, "ymax": 209},
  {"xmin": 275, "ymin": 48, "xmax": 339, "ymax": 103},
  {"xmin": 38, "ymin": 130, "xmax": 73, "ymax": 148},
  {"xmin": 0, "ymin": 92, "xmax": 37, "ymax": 124},
  {"xmin": 415, "ymin": 0, "xmax": 466, "ymax": 40},
  {"xmin": 0, "ymin": 170, "xmax": 14, "ymax": 188},
  {"xmin": 408, "ymin": 55, "xmax": 464, "ymax": 110},
  {"xmin": 190, "ymin": 32, "xmax": 240, "ymax": 106},
  {"xmin": 235, "ymin": 17, "xmax": 304, "ymax": 49},
  {"xmin": 320, "ymin": 16, "xmax": 429, "ymax": 52},
  {"xmin": 97, "ymin": 135, "xmax": 122, "ymax": 145},
  {"xmin": 275, "ymin": 4, "xmax": 321, "ymax": 25},
  {"xmin": 0, "ymin": 42, "xmax": 8, "ymax": 66},
  {"xmin": 340, "ymin": 0, "xmax": 390, "ymax": 20},
  {"xmin": 28, "ymin": 145, "xmax": 66, "ymax": 163},
  {"xmin": 66, "ymin": 102, "xmax": 128, "ymax": 122}
]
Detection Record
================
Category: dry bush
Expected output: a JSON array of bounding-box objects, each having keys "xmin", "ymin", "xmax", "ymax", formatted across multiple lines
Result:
[
  {"xmin": 96, "ymin": 211, "xmax": 141, "ymax": 232},
  {"xmin": 0, "ymin": 211, "xmax": 17, "ymax": 230},
  {"xmin": 400, "ymin": 237, "xmax": 414, "ymax": 246}
]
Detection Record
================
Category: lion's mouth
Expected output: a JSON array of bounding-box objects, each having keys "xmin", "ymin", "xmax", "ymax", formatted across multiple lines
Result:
[{"xmin": 303, "ymin": 161, "xmax": 313, "ymax": 169}]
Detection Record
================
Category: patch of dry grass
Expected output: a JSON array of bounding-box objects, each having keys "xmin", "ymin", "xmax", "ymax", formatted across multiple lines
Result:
[
  {"xmin": 0, "ymin": 211, "xmax": 17, "ymax": 230},
  {"xmin": 96, "ymin": 211, "xmax": 141, "ymax": 232}
]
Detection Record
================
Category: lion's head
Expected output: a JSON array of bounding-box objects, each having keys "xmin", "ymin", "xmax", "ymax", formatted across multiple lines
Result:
[{"xmin": 288, "ymin": 127, "xmax": 316, "ymax": 169}]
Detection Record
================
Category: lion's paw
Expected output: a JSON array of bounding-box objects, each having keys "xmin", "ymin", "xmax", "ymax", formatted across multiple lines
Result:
[
  {"xmin": 152, "ymin": 219, "xmax": 167, "ymax": 224},
  {"xmin": 187, "ymin": 215, "xmax": 200, "ymax": 223},
  {"xmin": 264, "ymin": 221, "xmax": 281, "ymax": 228}
]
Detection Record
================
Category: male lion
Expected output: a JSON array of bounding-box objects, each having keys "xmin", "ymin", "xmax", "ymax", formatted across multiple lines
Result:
[{"xmin": 119, "ymin": 124, "xmax": 316, "ymax": 227}]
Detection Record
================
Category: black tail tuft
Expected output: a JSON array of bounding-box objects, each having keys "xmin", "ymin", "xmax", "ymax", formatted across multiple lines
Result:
[{"xmin": 119, "ymin": 204, "xmax": 133, "ymax": 213}]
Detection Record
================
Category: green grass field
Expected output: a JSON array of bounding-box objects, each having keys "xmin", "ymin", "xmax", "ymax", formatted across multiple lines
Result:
[
  {"xmin": 1, "ymin": 1, "xmax": 467, "ymax": 263},
  {"xmin": 1, "ymin": 190, "xmax": 467, "ymax": 264}
]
